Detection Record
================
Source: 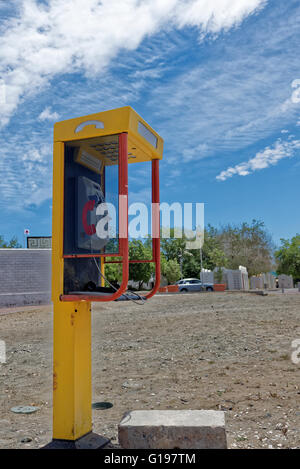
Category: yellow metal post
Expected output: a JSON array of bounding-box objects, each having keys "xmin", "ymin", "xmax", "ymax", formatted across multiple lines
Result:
[{"xmin": 53, "ymin": 300, "xmax": 92, "ymax": 440}]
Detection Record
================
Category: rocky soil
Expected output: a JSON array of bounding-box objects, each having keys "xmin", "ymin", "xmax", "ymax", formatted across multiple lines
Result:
[{"xmin": 0, "ymin": 291, "xmax": 299, "ymax": 449}]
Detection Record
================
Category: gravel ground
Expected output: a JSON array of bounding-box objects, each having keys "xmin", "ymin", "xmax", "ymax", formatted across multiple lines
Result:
[{"xmin": 0, "ymin": 291, "xmax": 299, "ymax": 449}]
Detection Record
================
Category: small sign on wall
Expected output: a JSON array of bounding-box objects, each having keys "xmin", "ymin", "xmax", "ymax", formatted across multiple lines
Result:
[{"xmin": 27, "ymin": 236, "xmax": 52, "ymax": 249}]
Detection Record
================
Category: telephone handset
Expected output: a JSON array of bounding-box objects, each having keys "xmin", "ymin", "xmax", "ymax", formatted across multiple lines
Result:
[{"xmin": 77, "ymin": 176, "xmax": 108, "ymax": 251}]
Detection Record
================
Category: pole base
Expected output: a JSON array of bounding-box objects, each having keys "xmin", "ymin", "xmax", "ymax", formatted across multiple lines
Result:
[{"xmin": 42, "ymin": 432, "xmax": 110, "ymax": 449}]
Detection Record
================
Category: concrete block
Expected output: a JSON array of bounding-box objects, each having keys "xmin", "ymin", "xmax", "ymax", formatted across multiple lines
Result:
[{"xmin": 118, "ymin": 410, "xmax": 227, "ymax": 449}]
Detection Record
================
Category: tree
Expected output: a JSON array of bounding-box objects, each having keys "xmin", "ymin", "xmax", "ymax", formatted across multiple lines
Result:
[
  {"xmin": 161, "ymin": 256, "xmax": 181, "ymax": 285},
  {"xmin": 209, "ymin": 246, "xmax": 228, "ymax": 283},
  {"xmin": 275, "ymin": 235, "xmax": 300, "ymax": 281},
  {"xmin": 129, "ymin": 239, "xmax": 153, "ymax": 290},
  {"xmin": 160, "ymin": 226, "xmax": 228, "ymax": 278},
  {"xmin": 195, "ymin": 226, "xmax": 228, "ymax": 273},
  {"xmin": 216, "ymin": 220, "xmax": 273, "ymax": 276},
  {"xmin": 209, "ymin": 246, "xmax": 228, "ymax": 269},
  {"xmin": 0, "ymin": 235, "xmax": 22, "ymax": 248},
  {"xmin": 181, "ymin": 252, "xmax": 200, "ymax": 278},
  {"xmin": 104, "ymin": 239, "xmax": 154, "ymax": 288},
  {"xmin": 160, "ymin": 220, "xmax": 274, "ymax": 279},
  {"xmin": 160, "ymin": 230, "xmax": 186, "ymax": 263},
  {"xmin": 161, "ymin": 232, "xmax": 197, "ymax": 278},
  {"xmin": 104, "ymin": 259, "xmax": 123, "ymax": 285}
]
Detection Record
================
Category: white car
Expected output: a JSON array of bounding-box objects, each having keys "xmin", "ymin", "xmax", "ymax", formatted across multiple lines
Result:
[{"xmin": 176, "ymin": 278, "xmax": 214, "ymax": 292}]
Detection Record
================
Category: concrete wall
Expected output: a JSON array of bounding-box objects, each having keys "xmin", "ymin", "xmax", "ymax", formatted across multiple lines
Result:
[
  {"xmin": 0, "ymin": 249, "xmax": 51, "ymax": 307},
  {"xmin": 201, "ymin": 270, "xmax": 214, "ymax": 284},
  {"xmin": 250, "ymin": 276, "xmax": 264, "ymax": 290},
  {"xmin": 250, "ymin": 273, "xmax": 276, "ymax": 290},
  {"xmin": 261, "ymin": 273, "xmax": 274, "ymax": 289},
  {"xmin": 278, "ymin": 274, "xmax": 294, "ymax": 289},
  {"xmin": 214, "ymin": 267, "xmax": 249, "ymax": 291},
  {"xmin": 226, "ymin": 270, "xmax": 249, "ymax": 291}
]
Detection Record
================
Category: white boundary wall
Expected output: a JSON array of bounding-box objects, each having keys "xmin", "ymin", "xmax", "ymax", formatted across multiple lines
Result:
[
  {"xmin": 214, "ymin": 266, "xmax": 249, "ymax": 290},
  {"xmin": 278, "ymin": 274, "xmax": 294, "ymax": 289},
  {"xmin": 250, "ymin": 273, "xmax": 277, "ymax": 290},
  {"xmin": 201, "ymin": 269, "xmax": 214, "ymax": 284}
]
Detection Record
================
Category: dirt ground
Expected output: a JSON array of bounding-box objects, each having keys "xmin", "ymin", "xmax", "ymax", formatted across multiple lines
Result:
[{"xmin": 0, "ymin": 291, "xmax": 299, "ymax": 449}]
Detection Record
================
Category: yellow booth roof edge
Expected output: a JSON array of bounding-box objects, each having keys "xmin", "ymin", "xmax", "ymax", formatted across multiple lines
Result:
[{"xmin": 53, "ymin": 105, "xmax": 163, "ymax": 161}]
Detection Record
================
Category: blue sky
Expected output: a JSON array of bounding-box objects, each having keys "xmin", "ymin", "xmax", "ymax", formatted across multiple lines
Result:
[{"xmin": 0, "ymin": 0, "xmax": 299, "ymax": 246}]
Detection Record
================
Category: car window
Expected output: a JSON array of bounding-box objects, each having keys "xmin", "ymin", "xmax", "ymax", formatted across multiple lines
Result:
[{"xmin": 190, "ymin": 280, "xmax": 201, "ymax": 284}]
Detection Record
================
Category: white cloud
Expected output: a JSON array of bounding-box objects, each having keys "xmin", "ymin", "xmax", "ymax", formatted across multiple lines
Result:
[
  {"xmin": 152, "ymin": 62, "xmax": 300, "ymax": 164},
  {"xmin": 0, "ymin": 0, "xmax": 266, "ymax": 127},
  {"xmin": 291, "ymin": 79, "xmax": 300, "ymax": 104},
  {"xmin": 38, "ymin": 106, "xmax": 59, "ymax": 121},
  {"xmin": 216, "ymin": 138, "xmax": 300, "ymax": 181},
  {"xmin": 0, "ymin": 78, "xmax": 5, "ymax": 105},
  {"xmin": 182, "ymin": 143, "xmax": 210, "ymax": 162},
  {"xmin": 148, "ymin": 3, "xmax": 300, "ymax": 173},
  {"xmin": 0, "ymin": 133, "xmax": 52, "ymax": 212},
  {"xmin": 164, "ymin": 168, "xmax": 182, "ymax": 186},
  {"xmin": 175, "ymin": 0, "xmax": 266, "ymax": 32}
]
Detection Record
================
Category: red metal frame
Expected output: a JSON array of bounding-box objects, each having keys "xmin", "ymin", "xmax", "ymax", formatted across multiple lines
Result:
[
  {"xmin": 60, "ymin": 133, "xmax": 160, "ymax": 302},
  {"xmin": 105, "ymin": 259, "xmax": 154, "ymax": 264},
  {"xmin": 64, "ymin": 253, "xmax": 119, "ymax": 259},
  {"xmin": 145, "ymin": 159, "xmax": 160, "ymax": 299}
]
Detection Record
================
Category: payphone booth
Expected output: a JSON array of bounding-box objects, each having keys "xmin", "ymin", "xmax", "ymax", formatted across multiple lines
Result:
[{"xmin": 50, "ymin": 107, "xmax": 163, "ymax": 448}]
